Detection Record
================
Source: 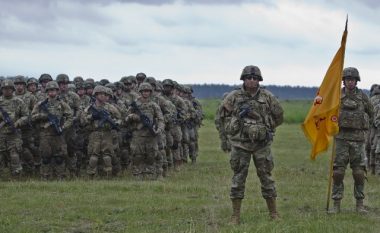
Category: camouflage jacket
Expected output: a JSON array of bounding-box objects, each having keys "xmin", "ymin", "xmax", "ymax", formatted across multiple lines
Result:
[
  {"xmin": 162, "ymin": 94, "xmax": 188, "ymax": 126},
  {"xmin": 336, "ymin": 87, "xmax": 373, "ymax": 141},
  {"xmin": 0, "ymin": 95, "xmax": 29, "ymax": 134},
  {"xmin": 223, "ymin": 85, "xmax": 284, "ymax": 150},
  {"xmin": 31, "ymin": 97, "xmax": 73, "ymax": 135},
  {"xmin": 15, "ymin": 91, "xmax": 37, "ymax": 112},
  {"xmin": 82, "ymin": 102, "xmax": 121, "ymax": 132},
  {"xmin": 126, "ymin": 96, "xmax": 164, "ymax": 137}
]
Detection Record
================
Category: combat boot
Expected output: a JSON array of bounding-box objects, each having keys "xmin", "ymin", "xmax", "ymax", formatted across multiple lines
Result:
[
  {"xmin": 230, "ymin": 199, "xmax": 242, "ymax": 225},
  {"xmin": 174, "ymin": 160, "xmax": 181, "ymax": 172},
  {"xmin": 266, "ymin": 198, "xmax": 280, "ymax": 220},
  {"xmin": 328, "ymin": 200, "xmax": 341, "ymax": 214},
  {"xmin": 356, "ymin": 199, "xmax": 368, "ymax": 214}
]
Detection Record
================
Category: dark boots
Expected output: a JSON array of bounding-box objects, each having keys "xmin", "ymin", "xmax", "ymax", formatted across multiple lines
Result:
[
  {"xmin": 266, "ymin": 198, "xmax": 280, "ymax": 220},
  {"xmin": 328, "ymin": 200, "xmax": 341, "ymax": 214},
  {"xmin": 230, "ymin": 199, "xmax": 242, "ymax": 225},
  {"xmin": 356, "ymin": 199, "xmax": 368, "ymax": 214}
]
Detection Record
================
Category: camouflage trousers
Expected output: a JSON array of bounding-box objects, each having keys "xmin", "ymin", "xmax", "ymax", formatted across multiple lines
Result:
[
  {"xmin": 229, "ymin": 144, "xmax": 276, "ymax": 200},
  {"xmin": 87, "ymin": 131, "xmax": 114, "ymax": 176},
  {"xmin": 165, "ymin": 129, "xmax": 173, "ymax": 168},
  {"xmin": 332, "ymin": 138, "xmax": 367, "ymax": 200},
  {"xmin": 130, "ymin": 136, "xmax": 158, "ymax": 178},
  {"xmin": 39, "ymin": 132, "xmax": 67, "ymax": 179},
  {"xmin": 21, "ymin": 129, "xmax": 39, "ymax": 174},
  {"xmin": 119, "ymin": 128, "xmax": 132, "ymax": 170},
  {"xmin": 372, "ymin": 135, "xmax": 380, "ymax": 175},
  {"xmin": 170, "ymin": 125, "xmax": 182, "ymax": 162},
  {"xmin": 188, "ymin": 126, "xmax": 197, "ymax": 162},
  {"xmin": 181, "ymin": 125, "xmax": 190, "ymax": 162},
  {"xmin": 0, "ymin": 133, "xmax": 23, "ymax": 176},
  {"xmin": 64, "ymin": 127, "xmax": 78, "ymax": 176}
]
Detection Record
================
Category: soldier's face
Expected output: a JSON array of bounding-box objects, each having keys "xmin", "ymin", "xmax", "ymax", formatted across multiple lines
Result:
[
  {"xmin": 47, "ymin": 89, "xmax": 58, "ymax": 98},
  {"xmin": 96, "ymin": 92, "xmax": 107, "ymax": 103},
  {"xmin": 344, "ymin": 77, "xmax": 357, "ymax": 90},
  {"xmin": 141, "ymin": 90, "xmax": 151, "ymax": 98},
  {"xmin": 27, "ymin": 84, "xmax": 37, "ymax": 93},
  {"xmin": 86, "ymin": 88, "xmax": 93, "ymax": 95},
  {"xmin": 15, "ymin": 83, "xmax": 25, "ymax": 93},
  {"xmin": 59, "ymin": 82, "xmax": 68, "ymax": 92},
  {"xmin": 244, "ymin": 76, "xmax": 260, "ymax": 89},
  {"xmin": 77, "ymin": 89, "xmax": 85, "ymax": 96},
  {"xmin": 41, "ymin": 80, "xmax": 49, "ymax": 88},
  {"xmin": 2, "ymin": 87, "xmax": 14, "ymax": 97},
  {"xmin": 163, "ymin": 86, "xmax": 173, "ymax": 95}
]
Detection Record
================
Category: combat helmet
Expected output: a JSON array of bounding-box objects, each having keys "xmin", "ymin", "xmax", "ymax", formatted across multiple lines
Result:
[
  {"xmin": 144, "ymin": 77, "xmax": 156, "ymax": 87},
  {"xmin": 105, "ymin": 83, "xmax": 116, "ymax": 92},
  {"xmin": 99, "ymin": 79, "xmax": 110, "ymax": 86},
  {"xmin": 104, "ymin": 87, "xmax": 113, "ymax": 96},
  {"xmin": 1, "ymin": 79, "xmax": 15, "ymax": 90},
  {"xmin": 92, "ymin": 85, "xmax": 107, "ymax": 95},
  {"xmin": 370, "ymin": 84, "xmax": 380, "ymax": 96},
  {"xmin": 73, "ymin": 76, "xmax": 84, "ymax": 84},
  {"xmin": 136, "ymin": 72, "xmax": 147, "ymax": 81},
  {"xmin": 138, "ymin": 82, "xmax": 153, "ymax": 92},
  {"xmin": 39, "ymin": 73, "xmax": 53, "ymax": 83},
  {"xmin": 343, "ymin": 67, "xmax": 360, "ymax": 81},
  {"xmin": 45, "ymin": 81, "xmax": 60, "ymax": 92},
  {"xmin": 76, "ymin": 82, "xmax": 85, "ymax": 90},
  {"xmin": 84, "ymin": 81, "xmax": 95, "ymax": 89},
  {"xmin": 114, "ymin": 81, "xmax": 125, "ymax": 90},
  {"xmin": 162, "ymin": 79, "xmax": 174, "ymax": 87},
  {"xmin": 56, "ymin": 74, "xmax": 70, "ymax": 83},
  {"xmin": 27, "ymin": 77, "xmax": 38, "ymax": 87},
  {"xmin": 240, "ymin": 65, "xmax": 263, "ymax": 81},
  {"xmin": 14, "ymin": 75, "xmax": 27, "ymax": 85}
]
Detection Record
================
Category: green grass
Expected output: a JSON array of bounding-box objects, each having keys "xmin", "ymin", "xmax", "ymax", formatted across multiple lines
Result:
[{"xmin": 1, "ymin": 100, "xmax": 380, "ymax": 233}]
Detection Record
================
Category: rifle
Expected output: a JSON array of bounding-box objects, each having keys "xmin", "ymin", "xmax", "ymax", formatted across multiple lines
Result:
[
  {"xmin": 0, "ymin": 106, "xmax": 19, "ymax": 133},
  {"xmin": 39, "ymin": 99, "xmax": 63, "ymax": 135},
  {"xmin": 130, "ymin": 101, "xmax": 156, "ymax": 135},
  {"xmin": 88, "ymin": 104, "xmax": 119, "ymax": 130}
]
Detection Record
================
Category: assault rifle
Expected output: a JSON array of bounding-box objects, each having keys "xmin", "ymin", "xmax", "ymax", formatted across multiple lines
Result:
[
  {"xmin": 39, "ymin": 99, "xmax": 63, "ymax": 135},
  {"xmin": 89, "ymin": 104, "xmax": 119, "ymax": 130},
  {"xmin": 130, "ymin": 101, "xmax": 155, "ymax": 135},
  {"xmin": 0, "ymin": 106, "xmax": 19, "ymax": 133}
]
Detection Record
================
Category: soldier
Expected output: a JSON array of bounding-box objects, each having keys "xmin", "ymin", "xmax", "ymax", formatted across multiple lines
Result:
[
  {"xmin": 31, "ymin": 81, "xmax": 73, "ymax": 180},
  {"xmin": 189, "ymin": 86, "xmax": 203, "ymax": 159},
  {"xmin": 329, "ymin": 67, "xmax": 373, "ymax": 214},
  {"xmin": 56, "ymin": 74, "xmax": 81, "ymax": 178},
  {"xmin": 374, "ymin": 101, "xmax": 380, "ymax": 176},
  {"xmin": 26, "ymin": 78, "xmax": 38, "ymax": 95},
  {"xmin": 215, "ymin": 92, "xmax": 232, "ymax": 153},
  {"xmin": 136, "ymin": 73, "xmax": 147, "ymax": 89},
  {"xmin": 162, "ymin": 79, "xmax": 187, "ymax": 171},
  {"xmin": 37, "ymin": 74, "xmax": 53, "ymax": 101},
  {"xmin": 14, "ymin": 76, "xmax": 39, "ymax": 176},
  {"xmin": 223, "ymin": 65, "xmax": 284, "ymax": 223},
  {"xmin": 369, "ymin": 84, "xmax": 380, "ymax": 174},
  {"xmin": 84, "ymin": 80, "xmax": 95, "ymax": 97},
  {"xmin": 125, "ymin": 83, "xmax": 164, "ymax": 180},
  {"xmin": 0, "ymin": 80, "xmax": 28, "ymax": 178},
  {"xmin": 81, "ymin": 85, "xmax": 121, "ymax": 178},
  {"xmin": 73, "ymin": 76, "xmax": 84, "ymax": 86}
]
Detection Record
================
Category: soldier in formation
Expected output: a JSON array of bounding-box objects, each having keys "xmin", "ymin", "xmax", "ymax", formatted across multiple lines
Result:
[{"xmin": 0, "ymin": 73, "xmax": 203, "ymax": 181}]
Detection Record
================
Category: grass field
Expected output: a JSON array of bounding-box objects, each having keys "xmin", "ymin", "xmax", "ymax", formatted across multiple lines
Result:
[{"xmin": 1, "ymin": 100, "xmax": 380, "ymax": 233}]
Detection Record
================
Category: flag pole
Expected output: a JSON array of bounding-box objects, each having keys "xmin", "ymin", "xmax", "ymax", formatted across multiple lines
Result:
[{"xmin": 326, "ymin": 137, "xmax": 336, "ymax": 211}]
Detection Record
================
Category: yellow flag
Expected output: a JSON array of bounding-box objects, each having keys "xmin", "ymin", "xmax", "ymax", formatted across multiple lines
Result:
[{"xmin": 302, "ymin": 19, "xmax": 348, "ymax": 160}]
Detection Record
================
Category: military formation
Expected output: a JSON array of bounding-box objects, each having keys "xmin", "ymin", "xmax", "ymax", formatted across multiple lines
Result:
[
  {"xmin": 215, "ymin": 65, "xmax": 379, "ymax": 223},
  {"xmin": 0, "ymin": 73, "xmax": 203, "ymax": 181}
]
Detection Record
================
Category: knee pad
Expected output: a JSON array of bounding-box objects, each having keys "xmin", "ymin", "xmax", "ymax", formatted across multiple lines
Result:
[{"xmin": 333, "ymin": 168, "xmax": 345, "ymax": 183}]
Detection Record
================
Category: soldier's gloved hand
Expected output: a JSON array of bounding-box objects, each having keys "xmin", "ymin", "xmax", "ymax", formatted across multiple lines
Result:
[
  {"xmin": 32, "ymin": 113, "xmax": 47, "ymax": 121},
  {"xmin": 152, "ymin": 127, "xmax": 161, "ymax": 135},
  {"xmin": 14, "ymin": 120, "xmax": 22, "ymax": 128}
]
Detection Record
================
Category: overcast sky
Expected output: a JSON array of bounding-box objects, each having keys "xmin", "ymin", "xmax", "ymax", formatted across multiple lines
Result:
[{"xmin": 0, "ymin": 0, "xmax": 379, "ymax": 87}]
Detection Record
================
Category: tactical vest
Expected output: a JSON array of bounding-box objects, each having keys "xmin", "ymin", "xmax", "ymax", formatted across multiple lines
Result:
[{"xmin": 339, "ymin": 89, "xmax": 369, "ymax": 130}]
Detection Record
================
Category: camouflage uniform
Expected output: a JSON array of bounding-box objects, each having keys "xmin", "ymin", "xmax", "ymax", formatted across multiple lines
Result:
[
  {"xmin": 81, "ymin": 85, "xmax": 121, "ymax": 177},
  {"xmin": 14, "ymin": 76, "xmax": 39, "ymax": 175},
  {"xmin": 368, "ymin": 85, "xmax": 380, "ymax": 174},
  {"xmin": 180, "ymin": 86, "xmax": 197, "ymax": 163},
  {"xmin": 374, "ymin": 103, "xmax": 380, "ymax": 175},
  {"xmin": 331, "ymin": 67, "xmax": 373, "ymax": 213},
  {"xmin": 162, "ymin": 79, "xmax": 187, "ymax": 170},
  {"xmin": 31, "ymin": 81, "xmax": 73, "ymax": 180},
  {"xmin": 215, "ymin": 92, "xmax": 232, "ymax": 152},
  {"xmin": 223, "ymin": 65, "xmax": 283, "ymax": 222},
  {"xmin": 0, "ymin": 80, "xmax": 29, "ymax": 176},
  {"xmin": 126, "ymin": 83, "xmax": 164, "ymax": 179},
  {"xmin": 57, "ymin": 74, "xmax": 81, "ymax": 177},
  {"xmin": 190, "ymin": 93, "xmax": 203, "ymax": 159}
]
